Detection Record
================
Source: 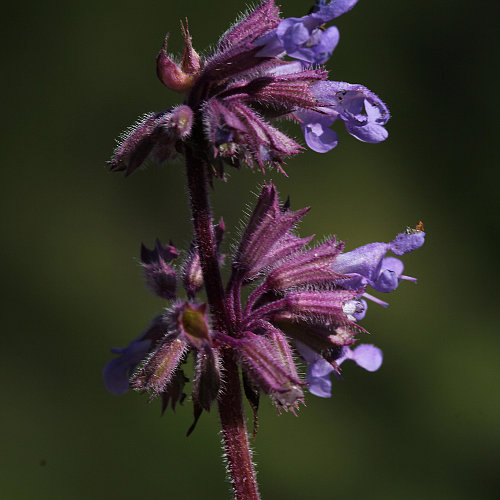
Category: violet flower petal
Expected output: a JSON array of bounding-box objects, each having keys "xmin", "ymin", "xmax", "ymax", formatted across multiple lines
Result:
[
  {"xmin": 295, "ymin": 109, "xmax": 339, "ymax": 153},
  {"xmin": 353, "ymin": 298, "xmax": 368, "ymax": 321},
  {"xmin": 308, "ymin": 366, "xmax": 333, "ymax": 397},
  {"xmin": 302, "ymin": 117, "xmax": 339, "ymax": 153},
  {"xmin": 307, "ymin": 81, "xmax": 390, "ymax": 148},
  {"xmin": 372, "ymin": 256, "xmax": 404, "ymax": 293},
  {"xmin": 298, "ymin": 342, "xmax": 382, "ymax": 398},
  {"xmin": 294, "ymin": 341, "xmax": 335, "ymax": 397},
  {"xmin": 343, "ymin": 344, "xmax": 383, "ymax": 372},
  {"xmin": 312, "ymin": 26, "xmax": 340, "ymax": 64},
  {"xmin": 390, "ymin": 231, "xmax": 426, "ymax": 255},
  {"xmin": 314, "ymin": 0, "xmax": 359, "ymax": 22},
  {"xmin": 333, "ymin": 230, "xmax": 425, "ymax": 296},
  {"xmin": 333, "ymin": 242, "xmax": 389, "ymax": 284},
  {"xmin": 254, "ymin": 31, "xmax": 284, "ymax": 57},
  {"xmin": 103, "ymin": 338, "xmax": 151, "ymax": 395}
]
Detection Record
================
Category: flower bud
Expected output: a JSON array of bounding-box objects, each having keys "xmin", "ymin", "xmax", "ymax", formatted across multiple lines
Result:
[
  {"xmin": 108, "ymin": 107, "xmax": 194, "ymax": 176},
  {"xmin": 131, "ymin": 337, "xmax": 187, "ymax": 397},
  {"xmin": 156, "ymin": 24, "xmax": 201, "ymax": 93},
  {"xmin": 167, "ymin": 105, "xmax": 194, "ymax": 139},
  {"xmin": 232, "ymin": 182, "xmax": 309, "ymax": 280},
  {"xmin": 182, "ymin": 219, "xmax": 225, "ymax": 298},
  {"xmin": 182, "ymin": 249, "xmax": 203, "ymax": 299},
  {"xmin": 178, "ymin": 302, "xmax": 212, "ymax": 348},
  {"xmin": 192, "ymin": 345, "xmax": 221, "ymax": 411},
  {"xmin": 141, "ymin": 239, "xmax": 178, "ymax": 300}
]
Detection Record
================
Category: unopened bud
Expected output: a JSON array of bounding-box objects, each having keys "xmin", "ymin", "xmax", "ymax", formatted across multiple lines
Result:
[
  {"xmin": 192, "ymin": 346, "xmax": 221, "ymax": 411},
  {"xmin": 157, "ymin": 28, "xmax": 200, "ymax": 93},
  {"xmin": 141, "ymin": 239, "xmax": 178, "ymax": 300},
  {"xmin": 178, "ymin": 302, "xmax": 211, "ymax": 348},
  {"xmin": 182, "ymin": 249, "xmax": 203, "ymax": 299},
  {"xmin": 168, "ymin": 105, "xmax": 194, "ymax": 139},
  {"xmin": 131, "ymin": 337, "xmax": 187, "ymax": 397},
  {"xmin": 182, "ymin": 219, "xmax": 224, "ymax": 298}
]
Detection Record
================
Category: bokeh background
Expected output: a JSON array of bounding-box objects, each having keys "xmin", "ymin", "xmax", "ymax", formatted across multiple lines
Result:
[{"xmin": 2, "ymin": 0, "xmax": 498, "ymax": 498}]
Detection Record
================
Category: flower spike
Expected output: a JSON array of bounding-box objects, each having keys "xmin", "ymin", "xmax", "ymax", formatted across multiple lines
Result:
[{"xmin": 103, "ymin": 2, "xmax": 420, "ymax": 497}]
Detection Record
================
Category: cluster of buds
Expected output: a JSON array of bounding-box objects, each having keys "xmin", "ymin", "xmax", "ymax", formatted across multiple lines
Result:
[
  {"xmin": 108, "ymin": 0, "xmax": 389, "ymax": 178},
  {"xmin": 103, "ymin": 183, "xmax": 425, "ymax": 429}
]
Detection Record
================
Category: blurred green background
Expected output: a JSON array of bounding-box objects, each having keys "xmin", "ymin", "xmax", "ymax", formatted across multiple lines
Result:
[{"xmin": 2, "ymin": 0, "xmax": 498, "ymax": 498}]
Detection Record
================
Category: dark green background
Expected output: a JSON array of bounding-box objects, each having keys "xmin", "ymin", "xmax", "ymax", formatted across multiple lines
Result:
[{"xmin": 2, "ymin": 0, "xmax": 498, "ymax": 498}]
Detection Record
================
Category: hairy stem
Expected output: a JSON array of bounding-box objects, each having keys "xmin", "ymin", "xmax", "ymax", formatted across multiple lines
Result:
[
  {"xmin": 184, "ymin": 144, "xmax": 227, "ymax": 331},
  {"xmin": 184, "ymin": 141, "xmax": 260, "ymax": 500},
  {"xmin": 219, "ymin": 351, "xmax": 260, "ymax": 500}
]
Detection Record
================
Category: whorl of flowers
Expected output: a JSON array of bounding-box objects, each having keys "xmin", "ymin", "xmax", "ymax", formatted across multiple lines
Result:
[
  {"xmin": 108, "ymin": 0, "xmax": 389, "ymax": 178},
  {"xmin": 103, "ymin": 183, "xmax": 424, "ymax": 430}
]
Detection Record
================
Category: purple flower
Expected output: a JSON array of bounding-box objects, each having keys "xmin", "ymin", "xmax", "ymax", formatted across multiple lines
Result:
[
  {"xmin": 296, "ymin": 341, "xmax": 383, "ymax": 398},
  {"xmin": 333, "ymin": 224, "xmax": 425, "ymax": 296},
  {"xmin": 255, "ymin": 0, "xmax": 359, "ymax": 65},
  {"xmin": 296, "ymin": 81, "xmax": 390, "ymax": 152},
  {"xmin": 103, "ymin": 338, "xmax": 152, "ymax": 395},
  {"xmin": 102, "ymin": 318, "xmax": 165, "ymax": 395}
]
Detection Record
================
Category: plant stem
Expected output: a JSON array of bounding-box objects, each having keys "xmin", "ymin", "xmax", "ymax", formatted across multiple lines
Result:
[
  {"xmin": 184, "ymin": 142, "xmax": 260, "ymax": 500},
  {"xmin": 219, "ymin": 351, "xmax": 260, "ymax": 500},
  {"xmin": 184, "ymin": 144, "xmax": 227, "ymax": 331}
]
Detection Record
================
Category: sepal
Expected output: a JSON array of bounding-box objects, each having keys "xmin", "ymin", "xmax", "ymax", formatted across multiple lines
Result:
[
  {"xmin": 130, "ymin": 336, "xmax": 188, "ymax": 398},
  {"xmin": 218, "ymin": 330, "xmax": 304, "ymax": 408},
  {"xmin": 218, "ymin": 0, "xmax": 281, "ymax": 49},
  {"xmin": 266, "ymin": 237, "xmax": 344, "ymax": 289},
  {"xmin": 232, "ymin": 182, "xmax": 309, "ymax": 280},
  {"xmin": 192, "ymin": 345, "xmax": 221, "ymax": 411},
  {"xmin": 161, "ymin": 369, "xmax": 189, "ymax": 414}
]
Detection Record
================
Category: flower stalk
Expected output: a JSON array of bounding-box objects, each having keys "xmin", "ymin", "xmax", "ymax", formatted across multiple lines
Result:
[
  {"xmin": 218, "ymin": 351, "xmax": 260, "ymax": 500},
  {"xmin": 184, "ymin": 138, "xmax": 227, "ymax": 331},
  {"xmin": 184, "ymin": 127, "xmax": 260, "ymax": 499}
]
